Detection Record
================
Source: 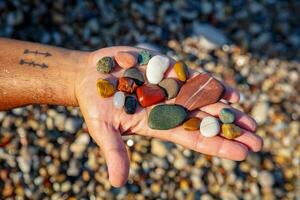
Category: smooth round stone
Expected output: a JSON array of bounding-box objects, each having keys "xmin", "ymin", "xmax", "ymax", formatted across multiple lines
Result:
[
  {"xmin": 117, "ymin": 77, "xmax": 138, "ymax": 94},
  {"xmin": 96, "ymin": 78, "xmax": 115, "ymax": 98},
  {"xmin": 136, "ymin": 85, "xmax": 165, "ymax": 107},
  {"xmin": 183, "ymin": 117, "xmax": 201, "ymax": 131},
  {"xmin": 222, "ymin": 124, "xmax": 241, "ymax": 139},
  {"xmin": 96, "ymin": 56, "xmax": 115, "ymax": 74},
  {"xmin": 174, "ymin": 61, "xmax": 189, "ymax": 82},
  {"xmin": 123, "ymin": 67, "xmax": 145, "ymax": 86},
  {"xmin": 113, "ymin": 91, "xmax": 125, "ymax": 109},
  {"xmin": 146, "ymin": 55, "xmax": 170, "ymax": 84},
  {"xmin": 138, "ymin": 50, "xmax": 151, "ymax": 65},
  {"xmin": 220, "ymin": 108, "xmax": 235, "ymax": 124},
  {"xmin": 200, "ymin": 116, "xmax": 220, "ymax": 137},
  {"xmin": 148, "ymin": 104, "xmax": 187, "ymax": 130},
  {"xmin": 158, "ymin": 78, "xmax": 180, "ymax": 99},
  {"xmin": 115, "ymin": 51, "xmax": 137, "ymax": 69},
  {"xmin": 124, "ymin": 96, "xmax": 137, "ymax": 115}
]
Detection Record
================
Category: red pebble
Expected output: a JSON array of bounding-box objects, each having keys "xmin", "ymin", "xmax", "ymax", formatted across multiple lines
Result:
[
  {"xmin": 118, "ymin": 77, "xmax": 138, "ymax": 94},
  {"xmin": 136, "ymin": 84, "xmax": 166, "ymax": 107},
  {"xmin": 175, "ymin": 73, "xmax": 224, "ymax": 111}
]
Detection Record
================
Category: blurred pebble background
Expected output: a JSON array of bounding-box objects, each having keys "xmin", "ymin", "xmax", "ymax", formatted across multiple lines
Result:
[{"xmin": 0, "ymin": 0, "xmax": 299, "ymax": 199}]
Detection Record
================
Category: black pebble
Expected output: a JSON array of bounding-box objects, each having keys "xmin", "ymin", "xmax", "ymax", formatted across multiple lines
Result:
[{"xmin": 124, "ymin": 96, "xmax": 137, "ymax": 114}]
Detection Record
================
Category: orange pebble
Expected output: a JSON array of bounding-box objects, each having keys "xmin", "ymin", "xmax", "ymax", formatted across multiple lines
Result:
[
  {"xmin": 115, "ymin": 51, "xmax": 137, "ymax": 69},
  {"xmin": 182, "ymin": 117, "xmax": 201, "ymax": 131}
]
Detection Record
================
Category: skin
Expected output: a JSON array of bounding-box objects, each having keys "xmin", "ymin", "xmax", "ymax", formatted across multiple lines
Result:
[{"xmin": 0, "ymin": 38, "xmax": 263, "ymax": 187}]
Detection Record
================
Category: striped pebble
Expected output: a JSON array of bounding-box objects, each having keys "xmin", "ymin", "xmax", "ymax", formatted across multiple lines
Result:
[{"xmin": 200, "ymin": 116, "xmax": 220, "ymax": 137}]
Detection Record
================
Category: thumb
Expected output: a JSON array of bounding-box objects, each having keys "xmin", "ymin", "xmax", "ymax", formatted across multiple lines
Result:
[{"xmin": 86, "ymin": 119, "xmax": 129, "ymax": 187}]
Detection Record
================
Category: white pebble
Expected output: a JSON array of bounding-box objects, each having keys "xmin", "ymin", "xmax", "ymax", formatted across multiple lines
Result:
[
  {"xmin": 200, "ymin": 116, "xmax": 220, "ymax": 137},
  {"xmin": 113, "ymin": 91, "xmax": 125, "ymax": 109},
  {"xmin": 146, "ymin": 55, "xmax": 170, "ymax": 84}
]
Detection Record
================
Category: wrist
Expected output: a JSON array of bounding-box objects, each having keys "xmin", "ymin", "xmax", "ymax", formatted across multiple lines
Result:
[{"xmin": 62, "ymin": 50, "xmax": 90, "ymax": 106}]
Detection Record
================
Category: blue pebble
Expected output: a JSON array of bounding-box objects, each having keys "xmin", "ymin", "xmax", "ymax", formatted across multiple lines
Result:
[
  {"xmin": 220, "ymin": 108, "xmax": 235, "ymax": 124},
  {"xmin": 137, "ymin": 50, "xmax": 151, "ymax": 65}
]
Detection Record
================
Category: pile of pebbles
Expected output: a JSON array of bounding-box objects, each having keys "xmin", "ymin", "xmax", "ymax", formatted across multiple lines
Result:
[
  {"xmin": 96, "ymin": 50, "xmax": 241, "ymax": 138},
  {"xmin": 0, "ymin": 1, "xmax": 299, "ymax": 199}
]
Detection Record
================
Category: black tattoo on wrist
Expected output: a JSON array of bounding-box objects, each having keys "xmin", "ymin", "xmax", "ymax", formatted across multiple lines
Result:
[
  {"xmin": 19, "ymin": 48, "xmax": 51, "ymax": 69},
  {"xmin": 19, "ymin": 59, "xmax": 48, "ymax": 68},
  {"xmin": 24, "ymin": 49, "xmax": 52, "ymax": 57}
]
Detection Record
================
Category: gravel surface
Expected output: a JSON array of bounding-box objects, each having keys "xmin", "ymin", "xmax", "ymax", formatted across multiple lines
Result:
[{"xmin": 0, "ymin": 1, "xmax": 299, "ymax": 199}]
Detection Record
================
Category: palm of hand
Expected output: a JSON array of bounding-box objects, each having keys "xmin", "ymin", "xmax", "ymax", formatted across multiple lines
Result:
[{"xmin": 75, "ymin": 46, "xmax": 262, "ymax": 187}]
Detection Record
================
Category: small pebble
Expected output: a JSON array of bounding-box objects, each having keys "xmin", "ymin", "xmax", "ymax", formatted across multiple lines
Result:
[
  {"xmin": 117, "ymin": 77, "xmax": 138, "ymax": 94},
  {"xmin": 158, "ymin": 78, "xmax": 180, "ymax": 99},
  {"xmin": 136, "ymin": 84, "xmax": 165, "ymax": 107},
  {"xmin": 113, "ymin": 91, "xmax": 125, "ymax": 109},
  {"xmin": 183, "ymin": 117, "xmax": 201, "ymax": 131},
  {"xmin": 219, "ymin": 108, "xmax": 235, "ymax": 124},
  {"xmin": 148, "ymin": 104, "xmax": 187, "ymax": 130},
  {"xmin": 123, "ymin": 67, "xmax": 145, "ymax": 86},
  {"xmin": 96, "ymin": 56, "xmax": 115, "ymax": 73},
  {"xmin": 146, "ymin": 55, "xmax": 170, "ymax": 84},
  {"xmin": 174, "ymin": 61, "xmax": 189, "ymax": 82},
  {"xmin": 151, "ymin": 139, "xmax": 168, "ymax": 157},
  {"xmin": 200, "ymin": 116, "xmax": 220, "ymax": 137},
  {"xmin": 96, "ymin": 78, "xmax": 115, "ymax": 97},
  {"xmin": 221, "ymin": 124, "xmax": 241, "ymax": 139},
  {"xmin": 138, "ymin": 50, "xmax": 151, "ymax": 65},
  {"xmin": 115, "ymin": 51, "xmax": 137, "ymax": 69},
  {"xmin": 124, "ymin": 96, "xmax": 137, "ymax": 115}
]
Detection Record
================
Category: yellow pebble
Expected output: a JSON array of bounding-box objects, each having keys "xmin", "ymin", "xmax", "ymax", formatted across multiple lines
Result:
[
  {"xmin": 174, "ymin": 61, "xmax": 189, "ymax": 82},
  {"xmin": 222, "ymin": 124, "xmax": 241, "ymax": 139},
  {"xmin": 96, "ymin": 78, "xmax": 115, "ymax": 97}
]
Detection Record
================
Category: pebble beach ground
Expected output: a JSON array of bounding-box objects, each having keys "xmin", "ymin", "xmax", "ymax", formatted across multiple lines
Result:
[{"xmin": 0, "ymin": 1, "xmax": 299, "ymax": 199}]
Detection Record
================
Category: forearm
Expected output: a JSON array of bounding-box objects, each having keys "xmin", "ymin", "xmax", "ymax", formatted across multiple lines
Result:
[{"xmin": 0, "ymin": 38, "xmax": 89, "ymax": 110}]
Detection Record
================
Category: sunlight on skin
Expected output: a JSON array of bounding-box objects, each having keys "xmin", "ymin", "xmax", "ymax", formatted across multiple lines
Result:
[{"xmin": 75, "ymin": 46, "xmax": 262, "ymax": 187}]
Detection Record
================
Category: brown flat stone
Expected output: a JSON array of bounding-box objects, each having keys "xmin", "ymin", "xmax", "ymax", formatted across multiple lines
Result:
[
  {"xmin": 158, "ymin": 78, "xmax": 180, "ymax": 100},
  {"xmin": 175, "ymin": 73, "xmax": 224, "ymax": 111}
]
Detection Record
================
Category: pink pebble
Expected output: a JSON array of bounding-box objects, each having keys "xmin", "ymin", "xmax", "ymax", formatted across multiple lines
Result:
[{"xmin": 115, "ymin": 51, "xmax": 137, "ymax": 69}]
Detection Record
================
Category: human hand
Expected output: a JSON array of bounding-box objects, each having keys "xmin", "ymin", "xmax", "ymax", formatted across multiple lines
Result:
[{"xmin": 75, "ymin": 46, "xmax": 263, "ymax": 187}]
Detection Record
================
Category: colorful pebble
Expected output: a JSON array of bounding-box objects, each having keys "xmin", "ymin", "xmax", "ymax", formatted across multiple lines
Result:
[
  {"xmin": 96, "ymin": 78, "xmax": 115, "ymax": 98},
  {"xmin": 136, "ymin": 84, "xmax": 165, "ymax": 107},
  {"xmin": 115, "ymin": 51, "xmax": 137, "ymax": 69},
  {"xmin": 183, "ymin": 117, "xmax": 201, "ymax": 131},
  {"xmin": 221, "ymin": 124, "xmax": 242, "ymax": 139},
  {"xmin": 175, "ymin": 73, "xmax": 224, "ymax": 111},
  {"xmin": 158, "ymin": 78, "xmax": 180, "ymax": 100},
  {"xmin": 174, "ymin": 61, "xmax": 189, "ymax": 82},
  {"xmin": 200, "ymin": 116, "xmax": 220, "ymax": 137},
  {"xmin": 138, "ymin": 50, "xmax": 151, "ymax": 65},
  {"xmin": 113, "ymin": 91, "xmax": 125, "ymax": 109},
  {"xmin": 123, "ymin": 67, "xmax": 145, "ymax": 86},
  {"xmin": 220, "ymin": 108, "xmax": 235, "ymax": 124},
  {"xmin": 96, "ymin": 56, "xmax": 115, "ymax": 74},
  {"xmin": 148, "ymin": 104, "xmax": 187, "ymax": 130},
  {"xmin": 146, "ymin": 55, "xmax": 170, "ymax": 84},
  {"xmin": 124, "ymin": 96, "xmax": 137, "ymax": 114},
  {"xmin": 117, "ymin": 77, "xmax": 138, "ymax": 94}
]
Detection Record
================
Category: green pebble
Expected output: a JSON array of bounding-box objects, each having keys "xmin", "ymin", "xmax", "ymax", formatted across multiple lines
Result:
[
  {"xmin": 148, "ymin": 104, "xmax": 187, "ymax": 130},
  {"xmin": 220, "ymin": 108, "xmax": 235, "ymax": 124},
  {"xmin": 96, "ymin": 56, "xmax": 115, "ymax": 74},
  {"xmin": 138, "ymin": 50, "xmax": 151, "ymax": 65}
]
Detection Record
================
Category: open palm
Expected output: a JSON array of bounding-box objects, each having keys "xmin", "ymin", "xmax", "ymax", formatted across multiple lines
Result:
[{"xmin": 75, "ymin": 46, "xmax": 262, "ymax": 187}]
